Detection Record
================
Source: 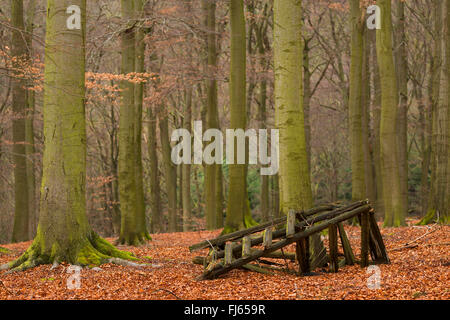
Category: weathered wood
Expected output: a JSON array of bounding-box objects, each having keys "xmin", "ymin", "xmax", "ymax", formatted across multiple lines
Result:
[
  {"xmin": 242, "ymin": 236, "xmax": 251, "ymax": 257},
  {"xmin": 329, "ymin": 224, "xmax": 339, "ymax": 273},
  {"xmin": 360, "ymin": 211, "xmax": 370, "ymax": 267},
  {"xmin": 368, "ymin": 213, "xmax": 390, "ymax": 264},
  {"xmin": 225, "ymin": 242, "xmax": 234, "ymax": 265},
  {"xmin": 264, "ymin": 251, "xmax": 296, "ymax": 261},
  {"xmin": 198, "ymin": 205, "xmax": 371, "ymax": 280},
  {"xmin": 263, "ymin": 228, "xmax": 272, "ymax": 248},
  {"xmin": 189, "ymin": 217, "xmax": 286, "ymax": 252},
  {"xmin": 192, "ymin": 256, "xmax": 205, "ymax": 265},
  {"xmin": 286, "ymin": 210, "xmax": 296, "ymax": 237},
  {"xmin": 337, "ymin": 222, "xmax": 355, "ymax": 265},
  {"xmin": 296, "ymin": 236, "xmax": 310, "ymax": 275},
  {"xmin": 189, "ymin": 203, "xmax": 340, "ymax": 252}
]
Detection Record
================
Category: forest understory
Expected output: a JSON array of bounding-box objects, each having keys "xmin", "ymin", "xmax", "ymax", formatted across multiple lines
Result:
[{"xmin": 0, "ymin": 219, "xmax": 448, "ymax": 300}]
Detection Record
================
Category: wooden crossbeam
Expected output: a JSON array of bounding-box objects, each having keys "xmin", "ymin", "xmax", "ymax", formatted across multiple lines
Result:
[
  {"xmin": 337, "ymin": 222, "xmax": 355, "ymax": 265},
  {"xmin": 360, "ymin": 211, "xmax": 370, "ymax": 268}
]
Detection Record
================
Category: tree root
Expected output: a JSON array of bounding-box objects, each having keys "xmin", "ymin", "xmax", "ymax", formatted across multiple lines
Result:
[
  {"xmin": 1, "ymin": 231, "xmax": 139, "ymax": 273},
  {"xmin": 116, "ymin": 231, "xmax": 152, "ymax": 246}
]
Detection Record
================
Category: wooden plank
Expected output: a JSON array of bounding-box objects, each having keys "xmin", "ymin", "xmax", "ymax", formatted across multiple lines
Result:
[
  {"xmin": 242, "ymin": 236, "xmax": 251, "ymax": 257},
  {"xmin": 263, "ymin": 228, "xmax": 272, "ymax": 248},
  {"xmin": 296, "ymin": 235, "xmax": 310, "ymax": 275},
  {"xmin": 224, "ymin": 243, "xmax": 234, "ymax": 265},
  {"xmin": 286, "ymin": 210, "xmax": 296, "ymax": 238},
  {"xmin": 329, "ymin": 224, "xmax": 339, "ymax": 273},
  {"xmin": 337, "ymin": 222, "xmax": 355, "ymax": 265},
  {"xmin": 360, "ymin": 211, "xmax": 370, "ymax": 267},
  {"xmin": 198, "ymin": 205, "xmax": 371, "ymax": 280}
]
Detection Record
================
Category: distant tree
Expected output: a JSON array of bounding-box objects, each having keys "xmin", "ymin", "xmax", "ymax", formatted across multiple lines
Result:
[
  {"xmin": 10, "ymin": 0, "xmax": 30, "ymax": 243},
  {"xmin": 348, "ymin": 0, "xmax": 366, "ymax": 203}
]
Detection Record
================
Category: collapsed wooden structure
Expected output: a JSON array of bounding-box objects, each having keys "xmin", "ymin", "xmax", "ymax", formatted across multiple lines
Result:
[{"xmin": 190, "ymin": 200, "xmax": 390, "ymax": 280}]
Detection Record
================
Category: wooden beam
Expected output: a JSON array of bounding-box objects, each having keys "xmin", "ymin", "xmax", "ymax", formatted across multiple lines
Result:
[
  {"xmin": 360, "ymin": 211, "xmax": 370, "ymax": 268},
  {"xmin": 225, "ymin": 242, "xmax": 234, "ymax": 265},
  {"xmin": 337, "ymin": 222, "xmax": 355, "ymax": 265},
  {"xmin": 296, "ymin": 235, "xmax": 310, "ymax": 275},
  {"xmin": 189, "ymin": 203, "xmax": 341, "ymax": 252},
  {"xmin": 368, "ymin": 213, "xmax": 390, "ymax": 264},
  {"xmin": 286, "ymin": 210, "xmax": 296, "ymax": 238}
]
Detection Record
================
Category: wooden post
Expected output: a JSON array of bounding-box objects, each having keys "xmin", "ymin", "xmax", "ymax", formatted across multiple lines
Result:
[
  {"xmin": 225, "ymin": 243, "xmax": 234, "ymax": 265},
  {"xmin": 337, "ymin": 222, "xmax": 355, "ymax": 265},
  {"xmin": 242, "ymin": 236, "xmax": 251, "ymax": 257},
  {"xmin": 296, "ymin": 236, "xmax": 310, "ymax": 275},
  {"xmin": 360, "ymin": 211, "xmax": 370, "ymax": 267},
  {"xmin": 286, "ymin": 210, "xmax": 296, "ymax": 238},
  {"xmin": 328, "ymin": 224, "xmax": 338, "ymax": 273},
  {"xmin": 368, "ymin": 213, "xmax": 390, "ymax": 264},
  {"xmin": 263, "ymin": 227, "xmax": 272, "ymax": 248}
]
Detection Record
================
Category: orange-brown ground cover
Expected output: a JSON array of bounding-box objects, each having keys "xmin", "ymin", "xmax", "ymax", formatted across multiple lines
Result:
[{"xmin": 0, "ymin": 220, "xmax": 448, "ymax": 300}]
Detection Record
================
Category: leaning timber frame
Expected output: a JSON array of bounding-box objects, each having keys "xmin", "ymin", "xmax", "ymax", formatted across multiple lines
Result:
[{"xmin": 191, "ymin": 201, "xmax": 390, "ymax": 280}]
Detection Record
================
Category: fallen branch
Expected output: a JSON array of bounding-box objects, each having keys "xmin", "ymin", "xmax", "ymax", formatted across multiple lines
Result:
[{"xmin": 388, "ymin": 225, "xmax": 441, "ymax": 252}]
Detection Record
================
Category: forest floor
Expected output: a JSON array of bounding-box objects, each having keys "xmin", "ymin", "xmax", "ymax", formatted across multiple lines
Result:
[{"xmin": 0, "ymin": 219, "xmax": 449, "ymax": 300}]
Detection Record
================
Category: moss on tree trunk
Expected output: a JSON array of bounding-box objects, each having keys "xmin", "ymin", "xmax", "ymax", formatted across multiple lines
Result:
[{"xmin": 3, "ymin": 0, "xmax": 136, "ymax": 272}]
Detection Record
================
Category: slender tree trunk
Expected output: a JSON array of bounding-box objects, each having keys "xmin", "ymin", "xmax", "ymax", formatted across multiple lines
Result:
[
  {"xmin": 376, "ymin": 0, "xmax": 405, "ymax": 227},
  {"xmin": 182, "ymin": 90, "xmax": 193, "ymax": 231},
  {"xmin": 25, "ymin": 0, "xmax": 37, "ymax": 239},
  {"xmin": 394, "ymin": 0, "xmax": 409, "ymax": 219},
  {"xmin": 134, "ymin": 0, "xmax": 151, "ymax": 240},
  {"xmin": 370, "ymin": 30, "xmax": 384, "ymax": 219},
  {"xmin": 147, "ymin": 106, "xmax": 162, "ymax": 233},
  {"xmin": 423, "ymin": 0, "xmax": 450, "ymax": 224},
  {"xmin": 118, "ymin": 0, "xmax": 140, "ymax": 245},
  {"xmin": 362, "ymin": 29, "xmax": 376, "ymax": 206},
  {"xmin": 11, "ymin": 0, "xmax": 30, "ymax": 243},
  {"xmin": 303, "ymin": 38, "xmax": 312, "ymax": 171},
  {"xmin": 349, "ymin": 0, "xmax": 366, "ymax": 202},
  {"xmin": 160, "ymin": 113, "xmax": 178, "ymax": 232},
  {"xmin": 3, "ymin": 0, "xmax": 134, "ymax": 271},
  {"xmin": 204, "ymin": 0, "xmax": 219, "ymax": 230},
  {"xmin": 445, "ymin": 0, "xmax": 450, "ymax": 221}
]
